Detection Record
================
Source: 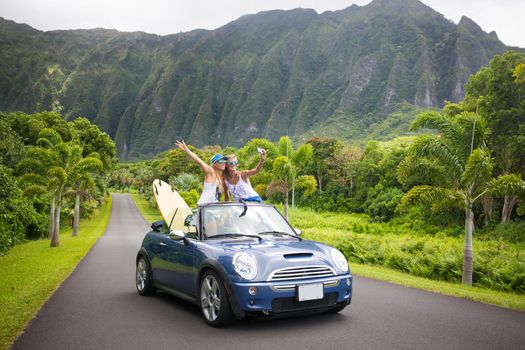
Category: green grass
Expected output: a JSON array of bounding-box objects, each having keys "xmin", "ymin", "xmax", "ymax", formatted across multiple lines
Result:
[
  {"xmin": 0, "ymin": 196, "xmax": 112, "ymax": 350},
  {"xmin": 129, "ymin": 194, "xmax": 524, "ymax": 312},
  {"xmin": 129, "ymin": 193, "xmax": 162, "ymax": 223},
  {"xmin": 351, "ymin": 263, "xmax": 525, "ymax": 311}
]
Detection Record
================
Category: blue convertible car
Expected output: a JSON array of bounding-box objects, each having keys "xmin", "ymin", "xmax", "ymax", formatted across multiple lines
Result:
[{"xmin": 136, "ymin": 202, "xmax": 352, "ymax": 326}]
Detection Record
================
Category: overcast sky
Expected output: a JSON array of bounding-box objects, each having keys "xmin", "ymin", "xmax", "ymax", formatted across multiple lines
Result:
[{"xmin": 1, "ymin": 0, "xmax": 523, "ymax": 48}]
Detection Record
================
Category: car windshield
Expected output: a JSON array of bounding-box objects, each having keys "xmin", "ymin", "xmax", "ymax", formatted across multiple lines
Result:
[{"xmin": 202, "ymin": 205, "xmax": 296, "ymax": 238}]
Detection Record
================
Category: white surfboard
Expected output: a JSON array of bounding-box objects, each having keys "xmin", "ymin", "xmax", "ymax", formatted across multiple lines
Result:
[{"xmin": 152, "ymin": 179, "xmax": 194, "ymax": 232}]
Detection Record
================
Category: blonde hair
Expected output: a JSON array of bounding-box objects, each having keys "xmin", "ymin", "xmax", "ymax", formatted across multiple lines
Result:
[{"xmin": 224, "ymin": 154, "xmax": 238, "ymax": 179}]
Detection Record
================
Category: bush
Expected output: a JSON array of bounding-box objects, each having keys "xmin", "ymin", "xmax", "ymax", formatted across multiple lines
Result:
[
  {"xmin": 180, "ymin": 189, "xmax": 199, "ymax": 208},
  {"xmin": 362, "ymin": 184, "xmax": 404, "ymax": 222},
  {"xmin": 287, "ymin": 206, "xmax": 525, "ymax": 293},
  {"xmin": 0, "ymin": 166, "xmax": 47, "ymax": 253}
]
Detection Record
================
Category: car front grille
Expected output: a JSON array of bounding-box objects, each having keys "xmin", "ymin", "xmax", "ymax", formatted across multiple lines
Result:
[
  {"xmin": 271, "ymin": 292, "xmax": 338, "ymax": 313},
  {"xmin": 267, "ymin": 265, "xmax": 335, "ymax": 282}
]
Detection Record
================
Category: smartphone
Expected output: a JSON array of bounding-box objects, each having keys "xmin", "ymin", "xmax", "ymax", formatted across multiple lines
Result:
[{"xmin": 257, "ymin": 147, "xmax": 264, "ymax": 154}]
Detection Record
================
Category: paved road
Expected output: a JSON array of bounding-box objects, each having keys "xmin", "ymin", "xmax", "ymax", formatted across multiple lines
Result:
[{"xmin": 11, "ymin": 194, "xmax": 525, "ymax": 350}]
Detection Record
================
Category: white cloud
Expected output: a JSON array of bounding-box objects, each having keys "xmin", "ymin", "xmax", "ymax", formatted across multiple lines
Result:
[{"xmin": 1, "ymin": 0, "xmax": 523, "ymax": 47}]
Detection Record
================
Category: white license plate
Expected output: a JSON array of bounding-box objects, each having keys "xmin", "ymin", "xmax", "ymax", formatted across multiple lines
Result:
[{"xmin": 297, "ymin": 283, "xmax": 323, "ymax": 301}]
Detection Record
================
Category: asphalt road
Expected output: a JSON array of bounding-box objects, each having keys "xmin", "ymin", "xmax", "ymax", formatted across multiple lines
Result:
[{"xmin": 11, "ymin": 193, "xmax": 525, "ymax": 350}]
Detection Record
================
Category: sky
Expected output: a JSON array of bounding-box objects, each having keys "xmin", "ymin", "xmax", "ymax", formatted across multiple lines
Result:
[{"xmin": 1, "ymin": 0, "xmax": 523, "ymax": 48}]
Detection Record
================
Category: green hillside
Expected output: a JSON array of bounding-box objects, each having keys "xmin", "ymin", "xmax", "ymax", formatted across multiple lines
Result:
[{"xmin": 0, "ymin": 0, "xmax": 519, "ymax": 158}]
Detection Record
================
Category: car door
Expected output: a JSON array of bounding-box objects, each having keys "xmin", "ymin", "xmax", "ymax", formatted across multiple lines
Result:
[{"xmin": 156, "ymin": 236, "xmax": 198, "ymax": 295}]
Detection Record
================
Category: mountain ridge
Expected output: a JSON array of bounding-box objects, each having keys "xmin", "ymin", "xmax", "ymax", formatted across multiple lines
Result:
[{"xmin": 0, "ymin": 0, "xmax": 520, "ymax": 158}]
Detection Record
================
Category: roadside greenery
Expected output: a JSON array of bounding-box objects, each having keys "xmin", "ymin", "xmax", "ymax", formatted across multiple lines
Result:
[
  {"xmin": 0, "ymin": 196, "xmax": 112, "ymax": 350},
  {"xmin": 0, "ymin": 111, "xmax": 116, "ymax": 252}
]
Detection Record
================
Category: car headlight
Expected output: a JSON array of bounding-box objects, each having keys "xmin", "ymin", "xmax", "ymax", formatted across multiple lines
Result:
[
  {"xmin": 233, "ymin": 253, "xmax": 257, "ymax": 280},
  {"xmin": 330, "ymin": 248, "xmax": 349, "ymax": 273}
]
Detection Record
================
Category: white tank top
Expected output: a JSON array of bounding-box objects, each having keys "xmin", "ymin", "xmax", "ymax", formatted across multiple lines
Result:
[
  {"xmin": 198, "ymin": 181, "xmax": 220, "ymax": 205},
  {"xmin": 226, "ymin": 174, "xmax": 259, "ymax": 202}
]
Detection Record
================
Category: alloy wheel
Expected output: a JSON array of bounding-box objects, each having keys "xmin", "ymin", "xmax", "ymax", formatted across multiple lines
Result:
[
  {"xmin": 201, "ymin": 275, "xmax": 221, "ymax": 321},
  {"xmin": 136, "ymin": 259, "xmax": 147, "ymax": 292}
]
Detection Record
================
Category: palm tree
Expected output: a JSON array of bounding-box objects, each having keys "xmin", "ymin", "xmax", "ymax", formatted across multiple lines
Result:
[
  {"xmin": 16, "ymin": 129, "xmax": 65, "ymax": 242},
  {"xmin": 169, "ymin": 172, "xmax": 201, "ymax": 192},
  {"xmin": 397, "ymin": 110, "xmax": 493, "ymax": 286},
  {"xmin": 68, "ymin": 151, "xmax": 103, "ymax": 237},
  {"xmin": 245, "ymin": 137, "xmax": 316, "ymax": 219}
]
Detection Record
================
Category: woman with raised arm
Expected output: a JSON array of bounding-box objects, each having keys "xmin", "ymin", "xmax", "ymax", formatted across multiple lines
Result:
[
  {"xmin": 224, "ymin": 149, "xmax": 267, "ymax": 203},
  {"xmin": 175, "ymin": 140, "xmax": 227, "ymax": 205}
]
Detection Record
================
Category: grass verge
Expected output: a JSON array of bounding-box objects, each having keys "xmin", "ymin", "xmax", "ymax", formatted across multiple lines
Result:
[
  {"xmin": 351, "ymin": 263, "xmax": 525, "ymax": 311},
  {"xmin": 0, "ymin": 196, "xmax": 112, "ymax": 350},
  {"xmin": 129, "ymin": 194, "xmax": 524, "ymax": 312},
  {"xmin": 129, "ymin": 193, "xmax": 162, "ymax": 223}
]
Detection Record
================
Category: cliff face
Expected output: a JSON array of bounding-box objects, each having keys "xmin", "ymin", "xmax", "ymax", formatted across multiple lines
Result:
[{"xmin": 0, "ymin": 0, "xmax": 516, "ymax": 158}]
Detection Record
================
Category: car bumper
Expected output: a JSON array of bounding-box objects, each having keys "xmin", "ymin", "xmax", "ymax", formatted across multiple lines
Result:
[{"xmin": 229, "ymin": 274, "xmax": 352, "ymax": 316}]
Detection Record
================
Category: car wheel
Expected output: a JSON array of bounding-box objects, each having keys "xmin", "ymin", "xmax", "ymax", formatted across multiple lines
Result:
[
  {"xmin": 328, "ymin": 301, "xmax": 349, "ymax": 314},
  {"xmin": 136, "ymin": 256, "xmax": 156, "ymax": 296},
  {"xmin": 200, "ymin": 270, "xmax": 234, "ymax": 327}
]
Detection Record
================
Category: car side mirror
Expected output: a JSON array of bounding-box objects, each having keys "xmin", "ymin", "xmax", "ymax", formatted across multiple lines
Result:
[
  {"xmin": 184, "ymin": 214, "xmax": 195, "ymax": 227},
  {"xmin": 151, "ymin": 220, "xmax": 164, "ymax": 232},
  {"xmin": 169, "ymin": 230, "xmax": 186, "ymax": 241},
  {"xmin": 294, "ymin": 228, "xmax": 302, "ymax": 236}
]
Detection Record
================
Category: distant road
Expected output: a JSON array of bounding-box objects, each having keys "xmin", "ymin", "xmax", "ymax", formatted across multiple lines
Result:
[{"xmin": 11, "ymin": 193, "xmax": 525, "ymax": 350}]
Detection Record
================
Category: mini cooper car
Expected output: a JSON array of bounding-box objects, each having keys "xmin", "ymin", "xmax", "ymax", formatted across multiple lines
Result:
[{"xmin": 135, "ymin": 202, "xmax": 352, "ymax": 327}]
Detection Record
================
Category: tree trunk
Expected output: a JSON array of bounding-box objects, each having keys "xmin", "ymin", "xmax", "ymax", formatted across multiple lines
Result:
[
  {"xmin": 501, "ymin": 195, "xmax": 518, "ymax": 223},
  {"xmin": 462, "ymin": 203, "xmax": 474, "ymax": 286},
  {"xmin": 291, "ymin": 187, "xmax": 295, "ymax": 208},
  {"xmin": 73, "ymin": 191, "xmax": 80, "ymax": 237},
  {"xmin": 48, "ymin": 193, "xmax": 55, "ymax": 239},
  {"xmin": 284, "ymin": 193, "xmax": 289, "ymax": 221},
  {"xmin": 481, "ymin": 195, "xmax": 494, "ymax": 226},
  {"xmin": 50, "ymin": 189, "xmax": 62, "ymax": 247}
]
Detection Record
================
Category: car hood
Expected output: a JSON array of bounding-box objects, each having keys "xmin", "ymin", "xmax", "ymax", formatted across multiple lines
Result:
[{"xmin": 205, "ymin": 238, "xmax": 339, "ymax": 281}]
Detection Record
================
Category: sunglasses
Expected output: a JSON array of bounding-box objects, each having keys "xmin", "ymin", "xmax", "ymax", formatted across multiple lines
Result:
[
  {"xmin": 228, "ymin": 161, "xmax": 239, "ymax": 166},
  {"xmin": 215, "ymin": 159, "xmax": 226, "ymax": 164}
]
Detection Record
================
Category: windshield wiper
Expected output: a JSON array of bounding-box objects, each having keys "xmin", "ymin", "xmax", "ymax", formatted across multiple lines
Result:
[
  {"xmin": 257, "ymin": 231, "xmax": 302, "ymax": 241},
  {"xmin": 208, "ymin": 233, "xmax": 262, "ymax": 241}
]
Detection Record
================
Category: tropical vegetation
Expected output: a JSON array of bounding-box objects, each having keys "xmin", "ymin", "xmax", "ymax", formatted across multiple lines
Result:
[
  {"xmin": 0, "ymin": 111, "xmax": 115, "ymax": 252},
  {"xmin": 113, "ymin": 51, "xmax": 525, "ymax": 293}
]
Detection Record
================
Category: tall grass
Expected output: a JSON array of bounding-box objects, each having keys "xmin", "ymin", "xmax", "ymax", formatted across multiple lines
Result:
[{"xmin": 286, "ymin": 207, "xmax": 525, "ymax": 293}]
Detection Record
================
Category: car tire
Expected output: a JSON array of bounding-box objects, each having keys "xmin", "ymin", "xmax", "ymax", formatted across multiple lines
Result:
[
  {"xmin": 136, "ymin": 256, "xmax": 157, "ymax": 296},
  {"xmin": 199, "ymin": 270, "xmax": 234, "ymax": 327},
  {"xmin": 328, "ymin": 301, "xmax": 349, "ymax": 314}
]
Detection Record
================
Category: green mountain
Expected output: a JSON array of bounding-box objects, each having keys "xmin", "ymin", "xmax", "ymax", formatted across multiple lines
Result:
[{"xmin": 0, "ymin": 0, "xmax": 519, "ymax": 158}]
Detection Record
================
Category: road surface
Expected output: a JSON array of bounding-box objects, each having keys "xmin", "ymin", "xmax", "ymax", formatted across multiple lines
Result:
[{"xmin": 11, "ymin": 194, "xmax": 525, "ymax": 350}]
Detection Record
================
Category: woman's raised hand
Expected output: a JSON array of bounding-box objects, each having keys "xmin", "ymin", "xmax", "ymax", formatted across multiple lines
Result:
[
  {"xmin": 175, "ymin": 140, "xmax": 189, "ymax": 153},
  {"xmin": 260, "ymin": 148, "xmax": 267, "ymax": 161}
]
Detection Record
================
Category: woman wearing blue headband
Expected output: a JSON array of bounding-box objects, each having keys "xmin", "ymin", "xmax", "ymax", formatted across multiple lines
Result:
[{"xmin": 175, "ymin": 140, "xmax": 227, "ymax": 205}]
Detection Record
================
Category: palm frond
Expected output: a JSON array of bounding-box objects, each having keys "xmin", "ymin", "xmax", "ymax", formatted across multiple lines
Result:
[
  {"xmin": 266, "ymin": 180, "xmax": 288, "ymax": 196},
  {"xmin": 291, "ymin": 143, "xmax": 313, "ymax": 168},
  {"xmin": 272, "ymin": 155, "xmax": 296, "ymax": 183},
  {"xmin": 488, "ymin": 173, "xmax": 525, "ymax": 197},
  {"xmin": 409, "ymin": 135, "xmax": 463, "ymax": 177},
  {"xmin": 462, "ymin": 148, "xmax": 494, "ymax": 190},
  {"xmin": 238, "ymin": 138, "xmax": 278, "ymax": 159},
  {"xmin": 22, "ymin": 185, "xmax": 47, "ymax": 197},
  {"xmin": 397, "ymin": 154, "xmax": 450, "ymax": 186},
  {"xmin": 277, "ymin": 136, "xmax": 293, "ymax": 157},
  {"xmin": 294, "ymin": 175, "xmax": 317, "ymax": 197},
  {"xmin": 397, "ymin": 185, "xmax": 463, "ymax": 212},
  {"xmin": 18, "ymin": 173, "xmax": 46, "ymax": 187}
]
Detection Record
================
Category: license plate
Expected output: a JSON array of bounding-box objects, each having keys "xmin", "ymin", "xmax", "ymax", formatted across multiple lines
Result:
[{"xmin": 297, "ymin": 283, "xmax": 323, "ymax": 301}]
